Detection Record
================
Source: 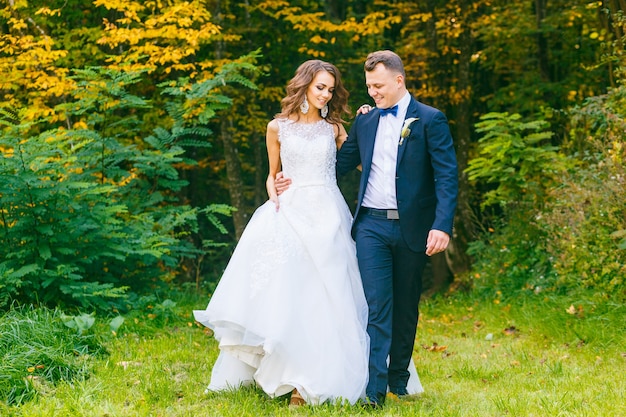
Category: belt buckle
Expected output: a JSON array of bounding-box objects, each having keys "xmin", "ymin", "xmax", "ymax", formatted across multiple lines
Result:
[{"xmin": 387, "ymin": 210, "xmax": 399, "ymax": 220}]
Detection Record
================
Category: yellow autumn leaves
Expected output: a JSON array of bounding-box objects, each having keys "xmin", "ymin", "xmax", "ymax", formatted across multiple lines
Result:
[{"xmin": 0, "ymin": 0, "xmax": 226, "ymax": 122}]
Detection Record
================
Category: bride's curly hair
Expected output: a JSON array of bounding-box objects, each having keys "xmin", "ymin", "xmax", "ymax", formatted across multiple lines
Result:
[{"xmin": 276, "ymin": 60, "xmax": 351, "ymax": 125}]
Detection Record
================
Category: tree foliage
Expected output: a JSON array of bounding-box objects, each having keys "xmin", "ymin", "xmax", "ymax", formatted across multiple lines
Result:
[
  {"xmin": 466, "ymin": 112, "xmax": 570, "ymax": 209},
  {"xmin": 0, "ymin": 59, "xmax": 259, "ymax": 310},
  {"xmin": 1, "ymin": 0, "xmax": 625, "ymax": 303}
]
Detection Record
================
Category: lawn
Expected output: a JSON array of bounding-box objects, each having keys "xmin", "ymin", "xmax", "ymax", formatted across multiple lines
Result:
[{"xmin": 2, "ymin": 294, "xmax": 625, "ymax": 416}]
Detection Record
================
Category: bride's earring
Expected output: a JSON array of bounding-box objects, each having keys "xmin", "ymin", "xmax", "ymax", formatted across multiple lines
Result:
[
  {"xmin": 300, "ymin": 96, "xmax": 309, "ymax": 114},
  {"xmin": 321, "ymin": 104, "xmax": 329, "ymax": 118}
]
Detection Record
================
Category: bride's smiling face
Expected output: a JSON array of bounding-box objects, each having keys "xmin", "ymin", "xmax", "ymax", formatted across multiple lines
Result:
[{"xmin": 305, "ymin": 70, "xmax": 335, "ymax": 111}]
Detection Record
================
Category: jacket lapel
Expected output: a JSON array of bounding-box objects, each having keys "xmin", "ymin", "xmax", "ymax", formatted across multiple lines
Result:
[{"xmin": 396, "ymin": 97, "xmax": 420, "ymax": 168}]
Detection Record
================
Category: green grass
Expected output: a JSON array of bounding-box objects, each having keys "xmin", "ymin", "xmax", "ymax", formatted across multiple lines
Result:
[
  {"xmin": 2, "ymin": 294, "xmax": 625, "ymax": 416},
  {"xmin": 0, "ymin": 306, "xmax": 103, "ymax": 406}
]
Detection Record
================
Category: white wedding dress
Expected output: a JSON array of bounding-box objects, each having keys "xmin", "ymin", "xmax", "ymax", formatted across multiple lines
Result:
[{"xmin": 193, "ymin": 119, "xmax": 423, "ymax": 405}]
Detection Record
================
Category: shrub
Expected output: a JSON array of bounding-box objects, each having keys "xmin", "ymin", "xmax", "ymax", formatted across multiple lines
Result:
[
  {"xmin": 464, "ymin": 96, "xmax": 626, "ymax": 302},
  {"xmin": 540, "ymin": 166, "xmax": 625, "ymax": 300},
  {"xmin": 466, "ymin": 208, "xmax": 560, "ymax": 300},
  {"xmin": 463, "ymin": 112, "xmax": 569, "ymax": 297},
  {"xmin": 0, "ymin": 70, "xmax": 200, "ymax": 310},
  {"xmin": 539, "ymin": 87, "xmax": 626, "ymax": 301},
  {"xmin": 0, "ymin": 61, "xmax": 257, "ymax": 311},
  {"xmin": 466, "ymin": 112, "xmax": 570, "ymax": 210}
]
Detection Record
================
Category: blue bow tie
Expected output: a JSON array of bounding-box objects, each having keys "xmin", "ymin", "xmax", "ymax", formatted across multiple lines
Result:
[{"xmin": 379, "ymin": 105, "xmax": 398, "ymax": 117}]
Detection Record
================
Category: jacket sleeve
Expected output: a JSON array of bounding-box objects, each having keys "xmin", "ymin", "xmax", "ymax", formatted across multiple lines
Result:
[
  {"xmin": 427, "ymin": 111, "xmax": 458, "ymax": 235},
  {"xmin": 336, "ymin": 116, "xmax": 363, "ymax": 177}
]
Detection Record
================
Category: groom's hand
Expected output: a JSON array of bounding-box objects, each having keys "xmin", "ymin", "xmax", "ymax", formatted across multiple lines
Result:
[
  {"xmin": 274, "ymin": 172, "xmax": 292, "ymax": 196},
  {"xmin": 426, "ymin": 229, "xmax": 450, "ymax": 256}
]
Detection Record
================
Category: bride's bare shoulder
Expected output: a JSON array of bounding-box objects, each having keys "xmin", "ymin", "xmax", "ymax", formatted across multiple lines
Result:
[{"xmin": 267, "ymin": 118, "xmax": 280, "ymax": 132}]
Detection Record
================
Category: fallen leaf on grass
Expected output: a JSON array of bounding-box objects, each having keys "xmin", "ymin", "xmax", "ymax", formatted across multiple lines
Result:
[
  {"xmin": 117, "ymin": 361, "xmax": 143, "ymax": 370},
  {"xmin": 503, "ymin": 326, "xmax": 517, "ymax": 335},
  {"xmin": 621, "ymin": 352, "xmax": 626, "ymax": 358},
  {"xmin": 386, "ymin": 392, "xmax": 400, "ymax": 402},
  {"xmin": 422, "ymin": 342, "xmax": 448, "ymax": 352},
  {"xmin": 566, "ymin": 304, "xmax": 584, "ymax": 317}
]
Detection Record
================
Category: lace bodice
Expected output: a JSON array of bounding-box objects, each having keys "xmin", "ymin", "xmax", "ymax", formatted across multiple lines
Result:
[{"xmin": 278, "ymin": 119, "xmax": 337, "ymax": 187}]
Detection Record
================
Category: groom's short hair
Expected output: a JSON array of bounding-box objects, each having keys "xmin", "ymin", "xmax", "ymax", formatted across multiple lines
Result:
[{"xmin": 364, "ymin": 50, "xmax": 406, "ymax": 78}]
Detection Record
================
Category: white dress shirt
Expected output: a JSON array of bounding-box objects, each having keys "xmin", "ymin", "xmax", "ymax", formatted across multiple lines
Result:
[{"xmin": 362, "ymin": 92, "xmax": 411, "ymax": 210}]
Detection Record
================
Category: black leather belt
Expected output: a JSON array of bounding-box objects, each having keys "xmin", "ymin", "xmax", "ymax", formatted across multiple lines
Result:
[{"xmin": 361, "ymin": 207, "xmax": 400, "ymax": 220}]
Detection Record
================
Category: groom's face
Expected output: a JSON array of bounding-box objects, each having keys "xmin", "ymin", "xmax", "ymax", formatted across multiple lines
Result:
[{"xmin": 365, "ymin": 63, "xmax": 405, "ymax": 110}]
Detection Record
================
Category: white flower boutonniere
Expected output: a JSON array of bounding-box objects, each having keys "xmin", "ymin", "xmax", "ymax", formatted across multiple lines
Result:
[{"xmin": 399, "ymin": 117, "xmax": 419, "ymax": 146}]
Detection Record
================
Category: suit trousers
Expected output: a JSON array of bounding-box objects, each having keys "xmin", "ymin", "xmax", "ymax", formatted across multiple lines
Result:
[{"xmin": 354, "ymin": 211, "xmax": 427, "ymax": 402}]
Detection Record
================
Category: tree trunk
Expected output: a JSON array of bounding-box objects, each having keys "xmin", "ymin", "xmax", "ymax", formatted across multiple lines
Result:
[
  {"xmin": 242, "ymin": 0, "xmax": 267, "ymax": 209},
  {"xmin": 214, "ymin": 0, "xmax": 247, "ymax": 239},
  {"xmin": 535, "ymin": 0, "xmax": 550, "ymax": 81},
  {"xmin": 447, "ymin": 6, "xmax": 475, "ymax": 278},
  {"xmin": 602, "ymin": 0, "xmax": 626, "ymax": 87},
  {"xmin": 253, "ymin": 131, "xmax": 266, "ymax": 207},
  {"xmin": 220, "ymin": 117, "xmax": 247, "ymax": 239}
]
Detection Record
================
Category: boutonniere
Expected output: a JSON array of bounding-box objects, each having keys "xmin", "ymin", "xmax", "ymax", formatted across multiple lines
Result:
[{"xmin": 399, "ymin": 117, "xmax": 419, "ymax": 145}]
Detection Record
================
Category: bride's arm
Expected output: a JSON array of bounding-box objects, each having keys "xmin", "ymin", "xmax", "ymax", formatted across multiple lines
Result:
[
  {"xmin": 335, "ymin": 123, "xmax": 347, "ymax": 150},
  {"xmin": 265, "ymin": 119, "xmax": 281, "ymax": 210}
]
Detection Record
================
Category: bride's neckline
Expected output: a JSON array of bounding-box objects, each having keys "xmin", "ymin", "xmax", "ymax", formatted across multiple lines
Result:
[{"xmin": 286, "ymin": 116, "xmax": 326, "ymax": 125}]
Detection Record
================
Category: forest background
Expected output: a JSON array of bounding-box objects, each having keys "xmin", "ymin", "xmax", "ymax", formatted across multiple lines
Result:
[
  {"xmin": 0, "ymin": 0, "xmax": 625, "ymax": 411},
  {"xmin": 2, "ymin": 0, "xmax": 624, "ymax": 309}
]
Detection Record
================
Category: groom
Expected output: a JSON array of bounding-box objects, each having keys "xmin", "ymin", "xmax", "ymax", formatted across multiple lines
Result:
[
  {"xmin": 337, "ymin": 50, "xmax": 457, "ymax": 406},
  {"xmin": 277, "ymin": 50, "xmax": 458, "ymax": 407}
]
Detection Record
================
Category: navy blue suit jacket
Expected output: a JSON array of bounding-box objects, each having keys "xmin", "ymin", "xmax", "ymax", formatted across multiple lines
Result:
[{"xmin": 337, "ymin": 96, "xmax": 458, "ymax": 252}]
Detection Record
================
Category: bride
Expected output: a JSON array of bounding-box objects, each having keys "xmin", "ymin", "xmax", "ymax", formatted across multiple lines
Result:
[{"xmin": 193, "ymin": 60, "xmax": 422, "ymax": 407}]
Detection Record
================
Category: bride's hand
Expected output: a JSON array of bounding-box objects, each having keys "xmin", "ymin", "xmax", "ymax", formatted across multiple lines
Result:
[
  {"xmin": 357, "ymin": 104, "xmax": 373, "ymax": 115},
  {"xmin": 269, "ymin": 193, "xmax": 280, "ymax": 211}
]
